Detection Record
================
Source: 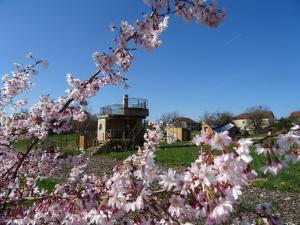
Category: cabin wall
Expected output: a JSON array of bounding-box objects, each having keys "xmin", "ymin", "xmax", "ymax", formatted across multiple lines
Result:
[
  {"xmin": 97, "ymin": 117, "xmax": 145, "ymax": 142},
  {"xmin": 167, "ymin": 128, "xmax": 191, "ymax": 142},
  {"xmin": 97, "ymin": 118, "xmax": 106, "ymax": 141}
]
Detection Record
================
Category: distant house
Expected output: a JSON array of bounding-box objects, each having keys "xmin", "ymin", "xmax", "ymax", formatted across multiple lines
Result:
[
  {"xmin": 291, "ymin": 111, "xmax": 300, "ymax": 122},
  {"xmin": 172, "ymin": 117, "xmax": 198, "ymax": 130},
  {"xmin": 233, "ymin": 111, "xmax": 275, "ymax": 132}
]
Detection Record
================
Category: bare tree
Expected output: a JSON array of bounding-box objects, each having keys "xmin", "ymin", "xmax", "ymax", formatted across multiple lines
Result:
[
  {"xmin": 157, "ymin": 111, "xmax": 181, "ymax": 123},
  {"xmin": 246, "ymin": 105, "xmax": 272, "ymax": 134},
  {"xmin": 201, "ymin": 111, "xmax": 233, "ymax": 127},
  {"xmin": 70, "ymin": 112, "xmax": 98, "ymax": 134}
]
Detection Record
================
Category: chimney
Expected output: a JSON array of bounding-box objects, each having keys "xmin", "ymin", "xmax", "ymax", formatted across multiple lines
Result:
[{"xmin": 123, "ymin": 95, "xmax": 128, "ymax": 108}]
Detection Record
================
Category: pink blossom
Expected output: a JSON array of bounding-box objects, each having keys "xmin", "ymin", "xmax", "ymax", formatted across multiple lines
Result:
[
  {"xmin": 260, "ymin": 162, "xmax": 283, "ymax": 176},
  {"xmin": 208, "ymin": 200, "xmax": 232, "ymax": 224},
  {"xmin": 26, "ymin": 177, "xmax": 35, "ymax": 186},
  {"xmin": 159, "ymin": 168, "xmax": 177, "ymax": 191},
  {"xmin": 208, "ymin": 131, "xmax": 231, "ymax": 151},
  {"xmin": 168, "ymin": 195, "xmax": 184, "ymax": 217}
]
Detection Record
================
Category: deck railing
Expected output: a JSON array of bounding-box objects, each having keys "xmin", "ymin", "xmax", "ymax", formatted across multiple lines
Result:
[
  {"xmin": 100, "ymin": 98, "xmax": 148, "ymax": 116},
  {"xmin": 127, "ymin": 98, "xmax": 148, "ymax": 109}
]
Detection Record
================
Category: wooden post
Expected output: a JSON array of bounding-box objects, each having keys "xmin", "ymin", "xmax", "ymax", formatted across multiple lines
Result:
[
  {"xmin": 60, "ymin": 135, "xmax": 63, "ymax": 151},
  {"xmin": 79, "ymin": 135, "xmax": 86, "ymax": 151},
  {"xmin": 77, "ymin": 121, "xmax": 80, "ymax": 153}
]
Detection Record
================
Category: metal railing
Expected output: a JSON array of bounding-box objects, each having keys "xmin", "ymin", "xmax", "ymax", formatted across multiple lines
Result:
[
  {"xmin": 100, "ymin": 104, "xmax": 123, "ymax": 116},
  {"xmin": 100, "ymin": 98, "xmax": 148, "ymax": 116},
  {"xmin": 127, "ymin": 98, "xmax": 148, "ymax": 109}
]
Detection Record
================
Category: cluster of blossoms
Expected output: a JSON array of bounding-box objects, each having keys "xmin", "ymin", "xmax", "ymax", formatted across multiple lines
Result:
[
  {"xmin": 1, "ymin": 0, "xmax": 299, "ymax": 225},
  {"xmin": 90, "ymin": 0, "xmax": 226, "ymax": 85},
  {"xmin": 0, "ymin": 53, "xmax": 48, "ymax": 109},
  {"xmin": 0, "ymin": 123, "xmax": 163, "ymax": 224},
  {"xmin": 2, "ymin": 122, "xmax": 298, "ymax": 224},
  {"xmin": 143, "ymin": 0, "xmax": 226, "ymax": 27},
  {"xmin": 254, "ymin": 125, "xmax": 300, "ymax": 176},
  {"xmin": 0, "ymin": 147, "xmax": 86, "ymax": 217}
]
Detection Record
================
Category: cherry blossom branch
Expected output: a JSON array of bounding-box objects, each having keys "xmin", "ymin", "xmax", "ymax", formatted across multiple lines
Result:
[
  {"xmin": 58, "ymin": 68, "xmax": 101, "ymax": 113},
  {"xmin": 11, "ymin": 139, "xmax": 39, "ymax": 179},
  {"xmin": 253, "ymin": 128, "xmax": 300, "ymax": 145}
]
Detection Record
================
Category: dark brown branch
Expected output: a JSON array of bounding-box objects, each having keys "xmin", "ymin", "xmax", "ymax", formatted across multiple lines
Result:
[
  {"xmin": 58, "ymin": 68, "xmax": 101, "ymax": 113},
  {"xmin": 12, "ymin": 138, "xmax": 39, "ymax": 179},
  {"xmin": 6, "ymin": 68, "xmax": 103, "ymax": 179},
  {"xmin": 253, "ymin": 128, "xmax": 300, "ymax": 145}
]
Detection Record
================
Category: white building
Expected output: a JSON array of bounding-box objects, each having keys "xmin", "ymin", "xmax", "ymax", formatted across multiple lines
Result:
[{"xmin": 233, "ymin": 111, "xmax": 275, "ymax": 132}]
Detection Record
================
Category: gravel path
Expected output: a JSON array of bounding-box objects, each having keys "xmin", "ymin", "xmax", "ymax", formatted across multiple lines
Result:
[
  {"xmin": 85, "ymin": 155, "xmax": 119, "ymax": 176},
  {"xmin": 236, "ymin": 186, "xmax": 300, "ymax": 224}
]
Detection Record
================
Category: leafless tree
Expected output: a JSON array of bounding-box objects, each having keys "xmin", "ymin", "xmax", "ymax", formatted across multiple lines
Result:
[
  {"xmin": 201, "ymin": 111, "xmax": 233, "ymax": 127},
  {"xmin": 70, "ymin": 112, "xmax": 98, "ymax": 134},
  {"xmin": 246, "ymin": 105, "xmax": 271, "ymax": 134},
  {"xmin": 157, "ymin": 111, "xmax": 181, "ymax": 124}
]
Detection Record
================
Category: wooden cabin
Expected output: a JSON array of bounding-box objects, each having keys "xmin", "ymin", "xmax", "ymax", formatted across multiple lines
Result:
[
  {"xmin": 97, "ymin": 95, "xmax": 149, "ymax": 151},
  {"xmin": 166, "ymin": 127, "xmax": 191, "ymax": 142},
  {"xmin": 202, "ymin": 121, "xmax": 214, "ymax": 135}
]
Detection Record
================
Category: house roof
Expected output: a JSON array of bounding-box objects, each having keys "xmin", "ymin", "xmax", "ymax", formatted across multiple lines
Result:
[
  {"xmin": 291, "ymin": 111, "xmax": 300, "ymax": 118},
  {"xmin": 213, "ymin": 123, "xmax": 236, "ymax": 133},
  {"xmin": 173, "ymin": 117, "xmax": 198, "ymax": 124},
  {"xmin": 233, "ymin": 111, "xmax": 275, "ymax": 120}
]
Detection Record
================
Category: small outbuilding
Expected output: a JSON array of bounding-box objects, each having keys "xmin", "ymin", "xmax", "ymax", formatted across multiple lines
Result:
[
  {"xmin": 172, "ymin": 117, "xmax": 199, "ymax": 130},
  {"xmin": 167, "ymin": 127, "xmax": 191, "ymax": 142}
]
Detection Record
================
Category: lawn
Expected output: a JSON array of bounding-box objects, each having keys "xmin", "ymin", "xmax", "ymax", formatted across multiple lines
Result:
[
  {"xmin": 12, "ymin": 134, "xmax": 300, "ymax": 193},
  {"xmin": 101, "ymin": 142, "xmax": 300, "ymax": 193},
  {"xmin": 13, "ymin": 133, "xmax": 79, "ymax": 154}
]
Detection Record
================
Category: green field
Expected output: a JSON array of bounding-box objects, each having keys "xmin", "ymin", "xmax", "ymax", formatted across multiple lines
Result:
[
  {"xmin": 13, "ymin": 134, "xmax": 300, "ymax": 193},
  {"xmin": 101, "ymin": 143, "xmax": 300, "ymax": 193},
  {"xmin": 13, "ymin": 133, "xmax": 79, "ymax": 154}
]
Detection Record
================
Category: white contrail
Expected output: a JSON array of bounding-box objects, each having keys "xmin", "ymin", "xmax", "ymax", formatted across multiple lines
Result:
[{"xmin": 221, "ymin": 33, "xmax": 243, "ymax": 48}]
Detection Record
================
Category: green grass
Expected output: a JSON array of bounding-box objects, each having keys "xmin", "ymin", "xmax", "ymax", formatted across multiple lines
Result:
[
  {"xmin": 159, "ymin": 141, "xmax": 194, "ymax": 148},
  {"xmin": 101, "ymin": 150, "xmax": 136, "ymax": 161},
  {"xmin": 250, "ymin": 152, "xmax": 300, "ymax": 193},
  {"xmin": 191, "ymin": 130, "xmax": 200, "ymax": 138},
  {"xmin": 12, "ymin": 134, "xmax": 300, "ymax": 193},
  {"xmin": 100, "ymin": 142, "xmax": 300, "ymax": 193},
  {"xmin": 156, "ymin": 145, "xmax": 199, "ymax": 167},
  {"xmin": 13, "ymin": 133, "xmax": 79, "ymax": 154},
  {"xmin": 13, "ymin": 139, "xmax": 33, "ymax": 152},
  {"xmin": 100, "ymin": 143, "xmax": 200, "ymax": 167},
  {"xmin": 36, "ymin": 179, "xmax": 56, "ymax": 193}
]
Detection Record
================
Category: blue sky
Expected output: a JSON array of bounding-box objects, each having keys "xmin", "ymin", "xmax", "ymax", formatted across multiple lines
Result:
[{"xmin": 1, "ymin": 0, "xmax": 300, "ymax": 121}]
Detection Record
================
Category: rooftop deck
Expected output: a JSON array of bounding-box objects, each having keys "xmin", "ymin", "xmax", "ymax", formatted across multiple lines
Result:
[{"xmin": 100, "ymin": 97, "xmax": 149, "ymax": 117}]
